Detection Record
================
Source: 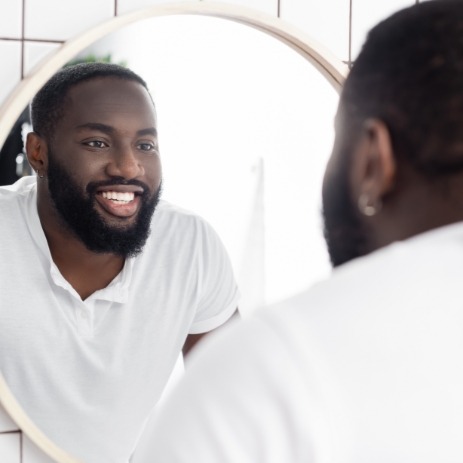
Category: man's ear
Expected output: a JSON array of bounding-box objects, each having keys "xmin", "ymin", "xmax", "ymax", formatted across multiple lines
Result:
[
  {"xmin": 350, "ymin": 118, "xmax": 396, "ymax": 215},
  {"xmin": 26, "ymin": 132, "xmax": 48, "ymax": 176}
]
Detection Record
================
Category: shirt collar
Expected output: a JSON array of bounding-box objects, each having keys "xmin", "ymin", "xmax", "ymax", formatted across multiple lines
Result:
[{"xmin": 26, "ymin": 181, "xmax": 134, "ymax": 304}]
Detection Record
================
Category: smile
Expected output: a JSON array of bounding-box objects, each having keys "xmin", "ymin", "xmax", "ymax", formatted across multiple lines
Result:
[
  {"xmin": 101, "ymin": 191, "xmax": 135, "ymax": 203},
  {"xmin": 96, "ymin": 190, "xmax": 142, "ymax": 218}
]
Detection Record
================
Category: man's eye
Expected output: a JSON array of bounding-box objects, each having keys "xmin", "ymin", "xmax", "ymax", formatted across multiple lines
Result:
[
  {"xmin": 85, "ymin": 140, "xmax": 108, "ymax": 149},
  {"xmin": 138, "ymin": 142, "xmax": 158, "ymax": 152}
]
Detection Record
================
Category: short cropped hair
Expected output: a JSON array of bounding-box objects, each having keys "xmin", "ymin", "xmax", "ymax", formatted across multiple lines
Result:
[
  {"xmin": 341, "ymin": 0, "xmax": 463, "ymax": 176},
  {"xmin": 30, "ymin": 62, "xmax": 151, "ymax": 141}
]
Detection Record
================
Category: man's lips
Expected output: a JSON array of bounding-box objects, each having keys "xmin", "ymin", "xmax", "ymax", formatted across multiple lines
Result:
[{"xmin": 94, "ymin": 186, "xmax": 144, "ymax": 218}]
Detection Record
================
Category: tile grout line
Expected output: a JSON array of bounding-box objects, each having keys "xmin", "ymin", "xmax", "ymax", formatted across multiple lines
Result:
[
  {"xmin": 0, "ymin": 37, "xmax": 65, "ymax": 44},
  {"xmin": 21, "ymin": 0, "xmax": 26, "ymax": 79}
]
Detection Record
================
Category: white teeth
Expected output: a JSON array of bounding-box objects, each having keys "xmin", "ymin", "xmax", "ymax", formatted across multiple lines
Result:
[{"xmin": 101, "ymin": 191, "xmax": 135, "ymax": 203}]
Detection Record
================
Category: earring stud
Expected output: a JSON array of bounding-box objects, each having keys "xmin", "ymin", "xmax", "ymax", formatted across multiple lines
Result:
[{"xmin": 358, "ymin": 194, "xmax": 380, "ymax": 216}]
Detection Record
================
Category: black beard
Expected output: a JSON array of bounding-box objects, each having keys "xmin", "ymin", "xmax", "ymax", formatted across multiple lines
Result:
[
  {"xmin": 47, "ymin": 152, "xmax": 161, "ymax": 258},
  {"xmin": 321, "ymin": 155, "xmax": 369, "ymax": 268}
]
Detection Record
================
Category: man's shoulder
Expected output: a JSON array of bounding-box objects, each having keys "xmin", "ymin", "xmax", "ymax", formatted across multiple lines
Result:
[
  {"xmin": 152, "ymin": 200, "xmax": 217, "ymax": 235},
  {"xmin": 0, "ymin": 177, "xmax": 37, "ymax": 245},
  {"xmin": 0, "ymin": 176, "xmax": 36, "ymax": 200},
  {"xmin": 0, "ymin": 176, "xmax": 36, "ymax": 221},
  {"xmin": 154, "ymin": 200, "xmax": 202, "ymax": 219}
]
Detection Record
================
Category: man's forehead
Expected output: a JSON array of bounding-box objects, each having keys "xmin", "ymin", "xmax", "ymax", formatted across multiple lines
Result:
[
  {"xmin": 68, "ymin": 77, "xmax": 152, "ymax": 108},
  {"xmin": 63, "ymin": 77, "xmax": 156, "ymax": 125}
]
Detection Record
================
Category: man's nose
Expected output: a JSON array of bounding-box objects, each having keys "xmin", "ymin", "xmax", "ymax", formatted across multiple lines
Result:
[{"xmin": 106, "ymin": 145, "xmax": 144, "ymax": 179}]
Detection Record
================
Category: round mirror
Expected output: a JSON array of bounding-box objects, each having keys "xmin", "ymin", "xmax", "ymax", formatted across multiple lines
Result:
[{"xmin": 0, "ymin": 5, "xmax": 346, "ymax": 462}]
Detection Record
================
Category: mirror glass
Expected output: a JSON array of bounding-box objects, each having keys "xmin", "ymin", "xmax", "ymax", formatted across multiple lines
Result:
[{"xmin": 0, "ymin": 13, "xmax": 339, "ymax": 461}]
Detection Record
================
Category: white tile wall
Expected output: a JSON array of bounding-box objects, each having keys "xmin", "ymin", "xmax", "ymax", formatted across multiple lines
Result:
[
  {"xmin": 351, "ymin": 0, "xmax": 416, "ymax": 59},
  {"xmin": 0, "ymin": 41, "xmax": 22, "ymax": 106},
  {"xmin": 0, "ymin": 432, "xmax": 60, "ymax": 463},
  {"xmin": 117, "ymin": 0, "xmax": 196, "ymax": 15},
  {"xmin": 0, "ymin": 0, "xmax": 23, "ymax": 39},
  {"xmin": 0, "ymin": 402, "xmax": 18, "ymax": 433},
  {"xmin": 25, "ymin": 0, "xmax": 114, "ymax": 41},
  {"xmin": 280, "ymin": 0, "xmax": 350, "ymax": 62},
  {"xmin": 0, "ymin": 433, "xmax": 21, "ymax": 463},
  {"xmin": 24, "ymin": 42, "xmax": 61, "ymax": 75},
  {"xmin": 213, "ymin": 0, "xmax": 278, "ymax": 17},
  {"xmin": 1, "ymin": 402, "xmax": 74, "ymax": 462}
]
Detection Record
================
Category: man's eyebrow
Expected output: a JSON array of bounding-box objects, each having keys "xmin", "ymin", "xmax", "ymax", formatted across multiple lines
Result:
[
  {"xmin": 137, "ymin": 127, "xmax": 158, "ymax": 137},
  {"xmin": 75, "ymin": 123, "xmax": 114, "ymax": 134},
  {"xmin": 75, "ymin": 123, "xmax": 157, "ymax": 138}
]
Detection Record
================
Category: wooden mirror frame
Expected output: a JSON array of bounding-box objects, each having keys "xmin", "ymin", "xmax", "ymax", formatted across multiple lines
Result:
[{"xmin": 0, "ymin": 374, "xmax": 81, "ymax": 462}]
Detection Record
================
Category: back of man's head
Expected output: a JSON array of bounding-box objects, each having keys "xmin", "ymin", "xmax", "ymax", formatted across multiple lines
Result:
[
  {"xmin": 342, "ymin": 0, "xmax": 463, "ymax": 176},
  {"xmin": 30, "ymin": 62, "xmax": 150, "ymax": 142}
]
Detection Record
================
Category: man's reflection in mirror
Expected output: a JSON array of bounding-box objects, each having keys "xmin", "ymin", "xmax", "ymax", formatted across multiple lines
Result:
[{"xmin": 0, "ymin": 62, "xmax": 239, "ymax": 463}]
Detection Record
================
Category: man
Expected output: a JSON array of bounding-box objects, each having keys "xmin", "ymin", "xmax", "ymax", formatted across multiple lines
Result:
[
  {"xmin": 0, "ymin": 63, "xmax": 239, "ymax": 463},
  {"xmin": 142, "ymin": 1, "xmax": 463, "ymax": 461}
]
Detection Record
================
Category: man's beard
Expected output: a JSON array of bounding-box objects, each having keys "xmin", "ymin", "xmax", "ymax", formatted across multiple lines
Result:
[
  {"xmin": 321, "ymin": 155, "xmax": 370, "ymax": 268},
  {"xmin": 47, "ymin": 152, "xmax": 161, "ymax": 258}
]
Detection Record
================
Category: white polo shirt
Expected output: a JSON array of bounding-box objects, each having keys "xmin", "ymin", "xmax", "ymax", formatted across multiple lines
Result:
[
  {"xmin": 145, "ymin": 221, "xmax": 463, "ymax": 463},
  {"xmin": 0, "ymin": 176, "xmax": 239, "ymax": 463}
]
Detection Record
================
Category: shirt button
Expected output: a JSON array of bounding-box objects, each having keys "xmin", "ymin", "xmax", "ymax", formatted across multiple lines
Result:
[{"xmin": 79, "ymin": 310, "xmax": 88, "ymax": 320}]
